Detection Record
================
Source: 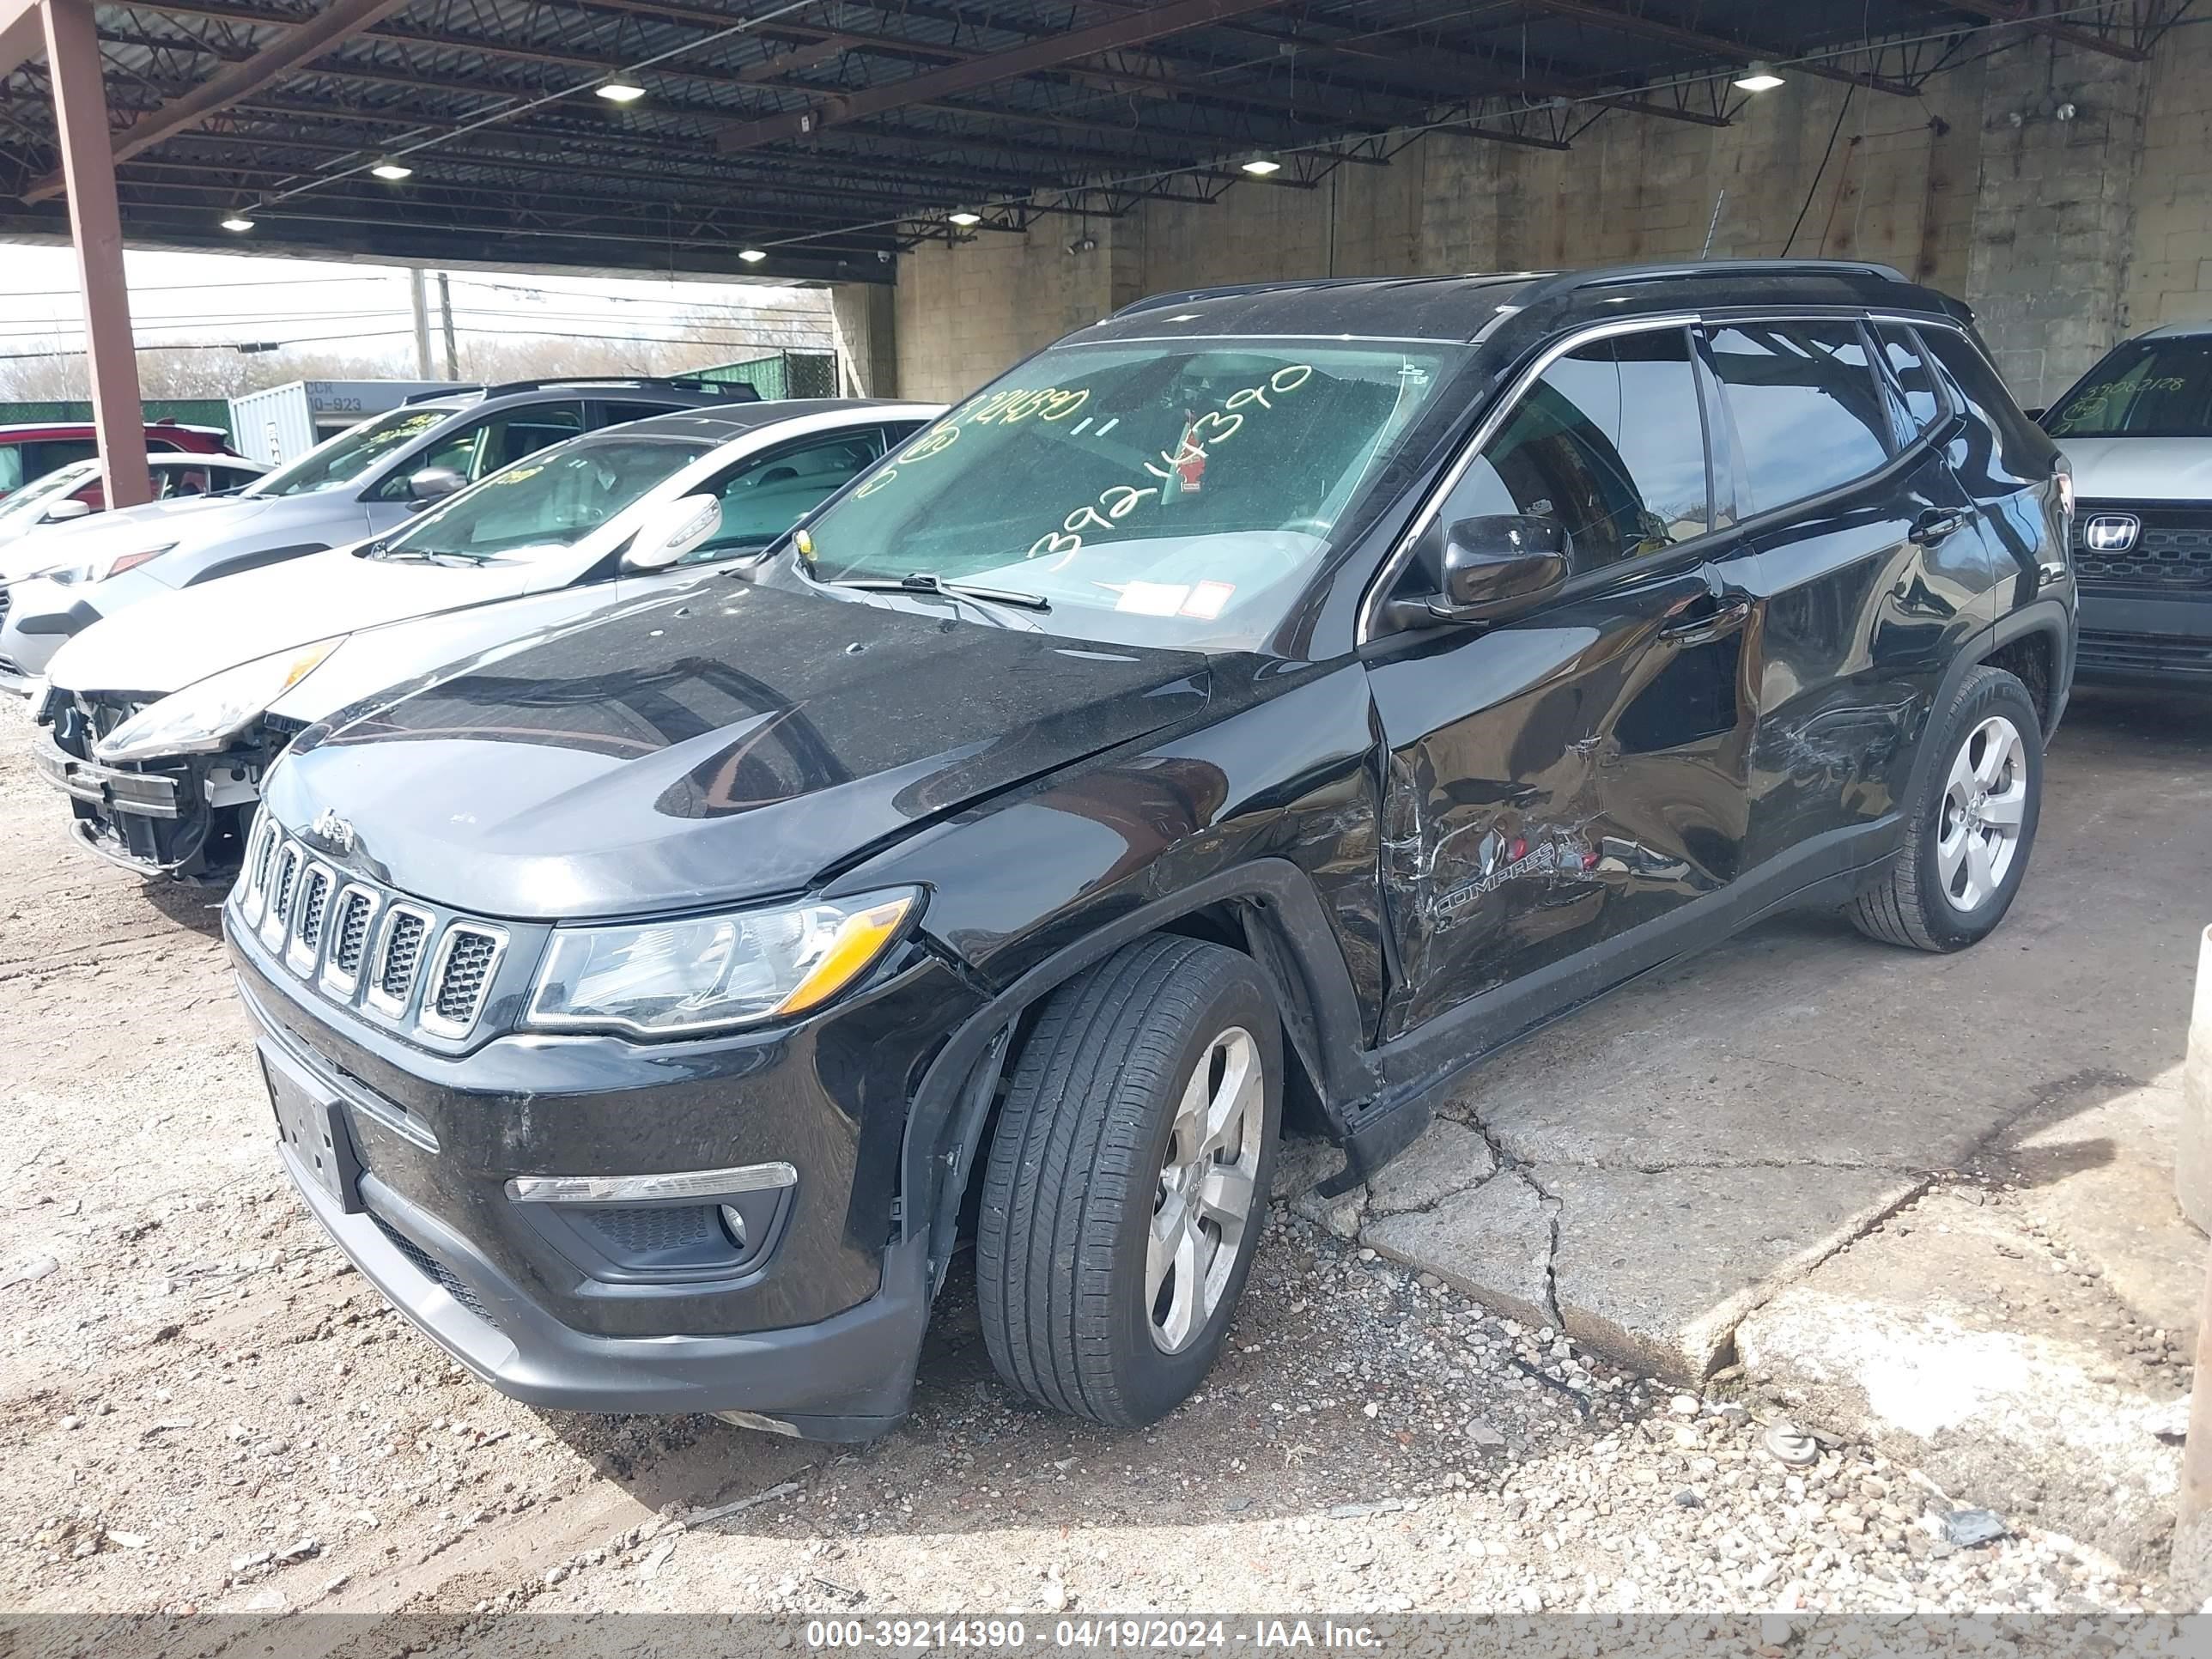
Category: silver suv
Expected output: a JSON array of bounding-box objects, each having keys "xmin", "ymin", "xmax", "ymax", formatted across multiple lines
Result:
[{"xmin": 0, "ymin": 377, "xmax": 758, "ymax": 691}]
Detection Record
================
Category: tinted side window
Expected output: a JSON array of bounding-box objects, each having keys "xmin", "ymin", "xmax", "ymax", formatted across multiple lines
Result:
[
  {"xmin": 1922, "ymin": 328, "xmax": 2057, "ymax": 485},
  {"xmin": 1706, "ymin": 323, "xmax": 1891, "ymax": 515},
  {"xmin": 27, "ymin": 439, "xmax": 99, "ymax": 481},
  {"xmin": 1874, "ymin": 324, "xmax": 1948, "ymax": 443},
  {"xmin": 691, "ymin": 431, "xmax": 885, "ymax": 561},
  {"xmin": 1444, "ymin": 328, "xmax": 1711, "ymax": 570},
  {"xmin": 374, "ymin": 404, "xmax": 586, "ymax": 499}
]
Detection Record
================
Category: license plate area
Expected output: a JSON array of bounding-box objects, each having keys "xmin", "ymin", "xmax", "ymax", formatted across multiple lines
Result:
[{"xmin": 264, "ymin": 1049, "xmax": 366, "ymax": 1213}]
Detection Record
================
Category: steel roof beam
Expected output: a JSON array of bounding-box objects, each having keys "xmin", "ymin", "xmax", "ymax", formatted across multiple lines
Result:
[
  {"xmin": 24, "ymin": 0, "xmax": 421, "ymax": 199},
  {"xmin": 1910, "ymin": 0, "xmax": 2152, "ymax": 59},
  {"xmin": 715, "ymin": 0, "xmax": 1289, "ymax": 154},
  {"xmin": 1530, "ymin": 0, "xmax": 1922, "ymax": 97}
]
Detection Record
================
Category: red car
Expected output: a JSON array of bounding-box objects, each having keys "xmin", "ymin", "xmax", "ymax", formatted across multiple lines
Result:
[{"xmin": 0, "ymin": 419, "xmax": 236, "ymax": 500}]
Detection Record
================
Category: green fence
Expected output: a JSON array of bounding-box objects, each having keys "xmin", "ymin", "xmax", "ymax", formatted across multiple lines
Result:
[
  {"xmin": 0, "ymin": 398, "xmax": 234, "ymax": 438},
  {"xmin": 695, "ymin": 349, "xmax": 837, "ymax": 401}
]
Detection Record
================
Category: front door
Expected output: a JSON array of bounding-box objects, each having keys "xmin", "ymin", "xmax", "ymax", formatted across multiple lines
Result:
[{"xmin": 1368, "ymin": 323, "xmax": 1757, "ymax": 1043}]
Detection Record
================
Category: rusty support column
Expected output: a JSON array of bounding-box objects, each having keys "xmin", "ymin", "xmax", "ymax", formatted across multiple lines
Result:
[{"xmin": 41, "ymin": 0, "xmax": 150, "ymax": 509}]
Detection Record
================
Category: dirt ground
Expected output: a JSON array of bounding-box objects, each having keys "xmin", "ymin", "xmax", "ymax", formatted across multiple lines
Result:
[{"xmin": 0, "ymin": 690, "xmax": 2197, "ymax": 1633}]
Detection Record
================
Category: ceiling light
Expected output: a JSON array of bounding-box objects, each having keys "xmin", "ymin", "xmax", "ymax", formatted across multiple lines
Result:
[
  {"xmin": 370, "ymin": 161, "xmax": 413, "ymax": 181},
  {"xmin": 220, "ymin": 213, "xmax": 256, "ymax": 233},
  {"xmin": 1239, "ymin": 155, "xmax": 1283, "ymax": 176},
  {"xmin": 597, "ymin": 82, "xmax": 647, "ymax": 103},
  {"xmin": 1732, "ymin": 61, "xmax": 1785, "ymax": 92},
  {"xmin": 738, "ymin": 247, "xmax": 768, "ymax": 264},
  {"xmin": 947, "ymin": 210, "xmax": 982, "ymax": 227}
]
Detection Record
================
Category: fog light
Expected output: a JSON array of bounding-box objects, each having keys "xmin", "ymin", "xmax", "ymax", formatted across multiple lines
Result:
[{"xmin": 719, "ymin": 1203, "xmax": 749, "ymax": 1249}]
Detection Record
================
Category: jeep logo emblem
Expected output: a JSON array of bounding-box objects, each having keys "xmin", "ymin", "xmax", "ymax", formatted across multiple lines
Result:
[{"xmin": 309, "ymin": 808, "xmax": 356, "ymax": 852}]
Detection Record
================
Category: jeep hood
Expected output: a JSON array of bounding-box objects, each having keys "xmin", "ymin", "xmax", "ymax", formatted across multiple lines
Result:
[
  {"xmin": 266, "ymin": 581, "xmax": 1212, "ymax": 919},
  {"xmin": 2055, "ymin": 436, "xmax": 2212, "ymax": 501},
  {"xmin": 46, "ymin": 546, "xmax": 536, "ymax": 696}
]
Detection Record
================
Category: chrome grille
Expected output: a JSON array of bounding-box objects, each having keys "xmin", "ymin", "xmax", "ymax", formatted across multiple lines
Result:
[
  {"xmin": 2071, "ymin": 503, "xmax": 2212, "ymax": 589},
  {"xmin": 333, "ymin": 890, "xmax": 374, "ymax": 976},
  {"xmin": 234, "ymin": 821, "xmax": 509, "ymax": 1041},
  {"xmin": 378, "ymin": 910, "xmax": 428, "ymax": 1002},
  {"xmin": 0, "ymin": 586, "xmax": 11, "ymax": 629},
  {"xmin": 422, "ymin": 927, "xmax": 503, "ymax": 1036}
]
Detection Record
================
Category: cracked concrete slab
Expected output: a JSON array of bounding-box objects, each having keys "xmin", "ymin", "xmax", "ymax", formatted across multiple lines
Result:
[
  {"xmin": 1362, "ymin": 1170, "xmax": 1558, "ymax": 1330},
  {"xmin": 1735, "ymin": 1188, "xmax": 2189, "ymax": 1571},
  {"xmin": 1365, "ymin": 1119, "xmax": 1497, "ymax": 1216},
  {"xmin": 1541, "ymin": 1162, "xmax": 1925, "ymax": 1380},
  {"xmin": 1321, "ymin": 699, "xmax": 2212, "ymax": 1431}
]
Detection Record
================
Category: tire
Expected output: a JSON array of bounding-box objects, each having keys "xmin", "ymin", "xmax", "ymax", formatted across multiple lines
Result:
[
  {"xmin": 1848, "ymin": 664, "xmax": 2043, "ymax": 952},
  {"xmin": 976, "ymin": 935, "xmax": 1283, "ymax": 1428}
]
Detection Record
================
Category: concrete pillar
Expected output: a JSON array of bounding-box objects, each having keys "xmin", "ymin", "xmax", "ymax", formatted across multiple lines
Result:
[
  {"xmin": 41, "ymin": 0, "xmax": 150, "ymax": 509},
  {"xmin": 830, "ymin": 283, "xmax": 898, "ymax": 398},
  {"xmin": 1964, "ymin": 40, "xmax": 2153, "ymax": 409}
]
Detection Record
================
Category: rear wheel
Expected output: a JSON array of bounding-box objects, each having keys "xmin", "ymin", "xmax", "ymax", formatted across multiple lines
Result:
[
  {"xmin": 976, "ymin": 935, "xmax": 1281, "ymax": 1427},
  {"xmin": 1849, "ymin": 664, "xmax": 2042, "ymax": 952}
]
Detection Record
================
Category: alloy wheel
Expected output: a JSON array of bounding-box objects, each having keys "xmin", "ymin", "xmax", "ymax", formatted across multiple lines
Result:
[
  {"xmin": 1146, "ymin": 1026, "xmax": 1265, "ymax": 1354},
  {"xmin": 1937, "ymin": 713, "xmax": 2027, "ymax": 913}
]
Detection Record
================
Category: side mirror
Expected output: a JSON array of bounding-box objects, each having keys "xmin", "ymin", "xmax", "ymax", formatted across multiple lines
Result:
[
  {"xmin": 1408, "ymin": 514, "xmax": 1572, "ymax": 626},
  {"xmin": 42, "ymin": 499, "xmax": 93, "ymax": 522},
  {"xmin": 406, "ymin": 465, "xmax": 467, "ymax": 503},
  {"xmin": 623, "ymin": 494, "xmax": 723, "ymax": 572}
]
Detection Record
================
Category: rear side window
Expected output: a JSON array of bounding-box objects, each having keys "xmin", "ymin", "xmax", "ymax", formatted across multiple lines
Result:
[
  {"xmin": 1705, "ymin": 323, "xmax": 1892, "ymax": 514},
  {"xmin": 1923, "ymin": 328, "xmax": 2061, "ymax": 484},
  {"xmin": 1874, "ymin": 324, "xmax": 1948, "ymax": 443},
  {"xmin": 1445, "ymin": 327, "xmax": 1713, "ymax": 570}
]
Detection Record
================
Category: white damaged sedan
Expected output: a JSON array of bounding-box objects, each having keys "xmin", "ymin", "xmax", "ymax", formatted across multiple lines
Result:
[{"xmin": 32, "ymin": 399, "xmax": 937, "ymax": 879}]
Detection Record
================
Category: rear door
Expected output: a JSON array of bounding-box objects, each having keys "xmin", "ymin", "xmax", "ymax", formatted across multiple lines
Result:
[
  {"xmin": 1368, "ymin": 322, "xmax": 1759, "ymax": 1042},
  {"xmin": 1702, "ymin": 317, "xmax": 2000, "ymax": 871}
]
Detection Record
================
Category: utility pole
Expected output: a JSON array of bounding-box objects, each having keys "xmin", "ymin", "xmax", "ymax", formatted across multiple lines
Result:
[
  {"xmin": 408, "ymin": 269, "xmax": 432, "ymax": 379},
  {"xmin": 436, "ymin": 271, "xmax": 459, "ymax": 380}
]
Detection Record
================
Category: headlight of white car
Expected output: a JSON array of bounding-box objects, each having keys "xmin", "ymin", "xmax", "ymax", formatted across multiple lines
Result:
[
  {"xmin": 40, "ymin": 543, "xmax": 178, "ymax": 586},
  {"xmin": 526, "ymin": 890, "xmax": 920, "ymax": 1036},
  {"xmin": 93, "ymin": 638, "xmax": 343, "ymax": 763}
]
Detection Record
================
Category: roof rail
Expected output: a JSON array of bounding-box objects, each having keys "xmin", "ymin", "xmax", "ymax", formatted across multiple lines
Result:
[
  {"xmin": 1513, "ymin": 258, "xmax": 1911, "ymax": 309},
  {"xmin": 472, "ymin": 374, "xmax": 763, "ymax": 399},
  {"xmin": 1109, "ymin": 276, "xmax": 1383, "ymax": 320},
  {"xmin": 403, "ymin": 385, "xmax": 482, "ymax": 404}
]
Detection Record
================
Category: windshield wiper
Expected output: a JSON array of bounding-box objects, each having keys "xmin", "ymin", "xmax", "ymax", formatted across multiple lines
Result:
[
  {"xmin": 362, "ymin": 541, "xmax": 475, "ymax": 567},
  {"xmin": 831, "ymin": 572, "xmax": 1051, "ymax": 611}
]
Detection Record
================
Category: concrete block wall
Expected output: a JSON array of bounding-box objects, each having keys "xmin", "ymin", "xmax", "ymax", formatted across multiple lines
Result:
[{"xmin": 884, "ymin": 24, "xmax": 2212, "ymax": 410}]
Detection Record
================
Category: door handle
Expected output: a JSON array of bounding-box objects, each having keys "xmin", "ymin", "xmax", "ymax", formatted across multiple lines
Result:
[
  {"xmin": 1910, "ymin": 507, "xmax": 1970, "ymax": 545},
  {"xmin": 1659, "ymin": 597, "xmax": 1751, "ymax": 645}
]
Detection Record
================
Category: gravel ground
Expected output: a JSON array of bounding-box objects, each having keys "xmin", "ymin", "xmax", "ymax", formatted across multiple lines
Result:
[{"xmin": 0, "ymin": 694, "xmax": 2184, "ymax": 1631}]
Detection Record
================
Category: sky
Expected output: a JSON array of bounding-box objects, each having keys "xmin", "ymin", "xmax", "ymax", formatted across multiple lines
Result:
[{"xmin": 0, "ymin": 244, "xmax": 831, "ymax": 374}]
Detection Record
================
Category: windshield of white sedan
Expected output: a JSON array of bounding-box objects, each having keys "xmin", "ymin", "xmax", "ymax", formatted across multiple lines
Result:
[
  {"xmin": 379, "ymin": 434, "xmax": 712, "ymax": 561},
  {"xmin": 252, "ymin": 404, "xmax": 462, "ymax": 498},
  {"xmin": 2043, "ymin": 337, "xmax": 2212, "ymax": 439},
  {"xmin": 798, "ymin": 339, "xmax": 1467, "ymax": 647}
]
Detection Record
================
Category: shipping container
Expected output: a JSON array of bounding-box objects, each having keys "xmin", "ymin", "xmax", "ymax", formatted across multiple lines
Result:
[{"xmin": 227, "ymin": 380, "xmax": 461, "ymax": 465}]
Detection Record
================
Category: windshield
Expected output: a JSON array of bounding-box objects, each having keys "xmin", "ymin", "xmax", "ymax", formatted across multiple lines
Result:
[
  {"xmin": 378, "ymin": 434, "xmax": 713, "ymax": 562},
  {"xmin": 0, "ymin": 459, "xmax": 98, "ymax": 533},
  {"xmin": 793, "ymin": 337, "xmax": 1468, "ymax": 649},
  {"xmin": 250, "ymin": 404, "xmax": 465, "ymax": 498},
  {"xmin": 2043, "ymin": 336, "xmax": 2212, "ymax": 439}
]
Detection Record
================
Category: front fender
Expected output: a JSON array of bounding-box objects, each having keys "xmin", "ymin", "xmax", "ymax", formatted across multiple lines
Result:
[{"xmin": 832, "ymin": 659, "xmax": 1389, "ymax": 1288}]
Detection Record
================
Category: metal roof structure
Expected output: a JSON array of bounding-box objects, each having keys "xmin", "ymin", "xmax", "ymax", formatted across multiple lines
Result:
[{"xmin": 0, "ymin": 0, "xmax": 2196, "ymax": 285}]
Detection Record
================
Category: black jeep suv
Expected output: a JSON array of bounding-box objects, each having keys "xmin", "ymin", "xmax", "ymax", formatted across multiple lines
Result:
[{"xmin": 225, "ymin": 261, "xmax": 2075, "ymax": 1441}]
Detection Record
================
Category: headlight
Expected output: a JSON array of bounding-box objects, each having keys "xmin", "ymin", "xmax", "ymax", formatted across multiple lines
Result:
[
  {"xmin": 44, "ymin": 544, "xmax": 176, "ymax": 586},
  {"xmin": 92, "ymin": 638, "xmax": 342, "ymax": 763},
  {"xmin": 526, "ymin": 889, "xmax": 920, "ymax": 1036}
]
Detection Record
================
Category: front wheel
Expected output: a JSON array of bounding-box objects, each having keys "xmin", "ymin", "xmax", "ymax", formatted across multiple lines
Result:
[
  {"xmin": 976, "ymin": 935, "xmax": 1282, "ymax": 1428},
  {"xmin": 1849, "ymin": 664, "xmax": 2043, "ymax": 952}
]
